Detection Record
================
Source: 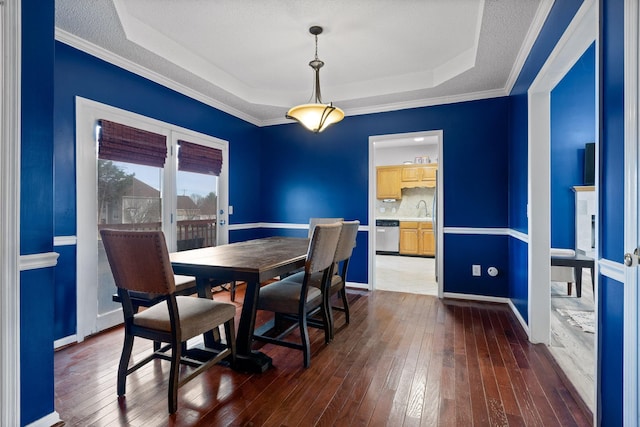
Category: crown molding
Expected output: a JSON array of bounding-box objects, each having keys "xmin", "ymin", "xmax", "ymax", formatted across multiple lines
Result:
[
  {"xmin": 262, "ymin": 88, "xmax": 509, "ymax": 127},
  {"xmin": 56, "ymin": 27, "xmax": 517, "ymax": 129},
  {"xmin": 55, "ymin": 28, "xmax": 261, "ymax": 127}
]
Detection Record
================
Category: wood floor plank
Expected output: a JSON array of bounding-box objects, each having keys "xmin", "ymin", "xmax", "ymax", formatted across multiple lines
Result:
[
  {"xmin": 54, "ymin": 289, "xmax": 592, "ymax": 427},
  {"xmin": 464, "ymin": 305, "xmax": 491, "ymax": 425}
]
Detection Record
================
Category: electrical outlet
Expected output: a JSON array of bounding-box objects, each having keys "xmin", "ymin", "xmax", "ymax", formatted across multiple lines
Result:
[{"xmin": 472, "ymin": 264, "xmax": 481, "ymax": 276}]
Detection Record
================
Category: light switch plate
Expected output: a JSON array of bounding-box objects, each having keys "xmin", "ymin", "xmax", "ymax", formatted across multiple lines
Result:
[{"xmin": 472, "ymin": 265, "xmax": 481, "ymax": 276}]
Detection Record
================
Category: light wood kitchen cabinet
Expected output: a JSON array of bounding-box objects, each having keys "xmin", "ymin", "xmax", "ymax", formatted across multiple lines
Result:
[
  {"xmin": 399, "ymin": 221, "xmax": 419, "ymax": 255},
  {"xmin": 400, "ymin": 164, "xmax": 437, "ymax": 189},
  {"xmin": 376, "ymin": 166, "xmax": 402, "ymax": 199},
  {"xmin": 400, "ymin": 221, "xmax": 434, "ymax": 256},
  {"xmin": 419, "ymin": 221, "xmax": 435, "ymax": 256}
]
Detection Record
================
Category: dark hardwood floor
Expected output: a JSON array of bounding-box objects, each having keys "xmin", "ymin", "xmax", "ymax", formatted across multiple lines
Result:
[{"xmin": 54, "ymin": 285, "xmax": 592, "ymax": 426}]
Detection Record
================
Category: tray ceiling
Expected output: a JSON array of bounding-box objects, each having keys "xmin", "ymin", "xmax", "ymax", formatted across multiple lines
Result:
[{"xmin": 55, "ymin": 0, "xmax": 550, "ymax": 126}]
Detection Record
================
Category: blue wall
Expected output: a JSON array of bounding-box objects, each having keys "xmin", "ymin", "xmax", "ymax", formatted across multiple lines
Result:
[
  {"xmin": 511, "ymin": 0, "xmax": 585, "ymax": 96},
  {"xmin": 21, "ymin": 0, "xmax": 56, "ymax": 424},
  {"xmin": 598, "ymin": 0, "xmax": 625, "ymax": 423},
  {"xmin": 261, "ymin": 98, "xmax": 510, "ymax": 290},
  {"xmin": 550, "ymin": 43, "xmax": 596, "ymax": 249},
  {"xmin": 17, "ymin": 0, "xmax": 620, "ymax": 424},
  {"xmin": 508, "ymin": 93, "xmax": 529, "ymax": 235},
  {"xmin": 444, "ymin": 234, "xmax": 509, "ymax": 297},
  {"xmin": 55, "ymin": 40, "xmax": 514, "ymax": 324}
]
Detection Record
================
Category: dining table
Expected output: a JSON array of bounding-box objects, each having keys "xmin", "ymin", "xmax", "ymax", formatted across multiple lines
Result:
[{"xmin": 169, "ymin": 236, "xmax": 309, "ymax": 373}]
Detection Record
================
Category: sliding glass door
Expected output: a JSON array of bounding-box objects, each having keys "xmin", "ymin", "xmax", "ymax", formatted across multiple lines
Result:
[{"xmin": 76, "ymin": 98, "xmax": 229, "ymax": 340}]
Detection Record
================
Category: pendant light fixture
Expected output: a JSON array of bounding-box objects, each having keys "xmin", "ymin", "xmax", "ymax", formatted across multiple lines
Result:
[{"xmin": 286, "ymin": 26, "xmax": 344, "ymax": 133}]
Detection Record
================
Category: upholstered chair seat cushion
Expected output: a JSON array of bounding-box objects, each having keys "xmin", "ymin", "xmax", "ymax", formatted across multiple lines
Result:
[
  {"xmin": 257, "ymin": 279, "xmax": 322, "ymax": 314},
  {"xmin": 550, "ymin": 248, "xmax": 576, "ymax": 283},
  {"xmin": 285, "ymin": 270, "xmax": 342, "ymax": 292},
  {"xmin": 551, "ymin": 266, "xmax": 575, "ymax": 282},
  {"xmin": 134, "ymin": 296, "xmax": 236, "ymax": 339}
]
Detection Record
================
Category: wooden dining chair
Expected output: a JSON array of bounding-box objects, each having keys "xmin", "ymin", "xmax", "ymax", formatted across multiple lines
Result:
[
  {"xmin": 253, "ymin": 222, "xmax": 342, "ymax": 368},
  {"xmin": 287, "ymin": 220, "xmax": 359, "ymax": 340},
  {"xmin": 100, "ymin": 229, "xmax": 236, "ymax": 414}
]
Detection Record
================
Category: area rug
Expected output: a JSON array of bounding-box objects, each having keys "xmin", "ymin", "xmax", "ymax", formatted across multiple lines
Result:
[{"xmin": 556, "ymin": 308, "xmax": 595, "ymax": 334}]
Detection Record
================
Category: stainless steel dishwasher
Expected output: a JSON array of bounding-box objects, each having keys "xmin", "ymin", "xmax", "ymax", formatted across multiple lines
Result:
[{"xmin": 375, "ymin": 219, "xmax": 400, "ymax": 254}]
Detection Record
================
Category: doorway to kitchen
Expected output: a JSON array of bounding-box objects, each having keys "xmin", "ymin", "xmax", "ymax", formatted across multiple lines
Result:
[{"xmin": 368, "ymin": 130, "xmax": 443, "ymax": 297}]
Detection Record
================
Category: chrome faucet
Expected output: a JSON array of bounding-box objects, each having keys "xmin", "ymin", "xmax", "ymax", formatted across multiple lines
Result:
[{"xmin": 416, "ymin": 199, "xmax": 428, "ymax": 217}]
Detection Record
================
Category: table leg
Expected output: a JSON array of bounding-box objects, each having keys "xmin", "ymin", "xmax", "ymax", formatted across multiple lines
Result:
[
  {"xmin": 235, "ymin": 280, "xmax": 272, "ymax": 373},
  {"xmin": 574, "ymin": 266, "xmax": 582, "ymax": 298},
  {"xmin": 196, "ymin": 276, "xmax": 220, "ymax": 346}
]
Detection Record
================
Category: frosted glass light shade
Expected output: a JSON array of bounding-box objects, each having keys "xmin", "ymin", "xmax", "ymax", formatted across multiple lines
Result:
[{"xmin": 286, "ymin": 103, "xmax": 345, "ymax": 133}]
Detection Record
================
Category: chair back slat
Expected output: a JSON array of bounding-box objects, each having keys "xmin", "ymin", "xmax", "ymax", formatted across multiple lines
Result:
[
  {"xmin": 100, "ymin": 229, "xmax": 176, "ymax": 295},
  {"xmin": 306, "ymin": 223, "xmax": 342, "ymax": 274}
]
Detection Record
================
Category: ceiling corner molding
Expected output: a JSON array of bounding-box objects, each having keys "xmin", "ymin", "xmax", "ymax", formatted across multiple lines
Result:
[
  {"xmin": 261, "ymin": 87, "xmax": 508, "ymax": 127},
  {"xmin": 505, "ymin": 0, "xmax": 555, "ymax": 94},
  {"xmin": 54, "ymin": 27, "xmax": 262, "ymax": 127},
  {"xmin": 346, "ymin": 88, "xmax": 509, "ymax": 118}
]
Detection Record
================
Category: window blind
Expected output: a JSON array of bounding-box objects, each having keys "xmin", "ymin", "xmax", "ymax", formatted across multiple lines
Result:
[
  {"xmin": 178, "ymin": 140, "xmax": 223, "ymax": 176},
  {"xmin": 98, "ymin": 119, "xmax": 167, "ymax": 168}
]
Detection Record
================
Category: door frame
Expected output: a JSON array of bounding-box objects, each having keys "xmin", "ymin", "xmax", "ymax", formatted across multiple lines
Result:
[
  {"xmin": 623, "ymin": 0, "xmax": 639, "ymax": 423},
  {"xmin": 368, "ymin": 130, "xmax": 444, "ymax": 297},
  {"xmin": 527, "ymin": 0, "xmax": 598, "ymax": 421},
  {"xmin": 75, "ymin": 97, "xmax": 229, "ymax": 340},
  {"xmin": 1, "ymin": 0, "xmax": 21, "ymax": 423}
]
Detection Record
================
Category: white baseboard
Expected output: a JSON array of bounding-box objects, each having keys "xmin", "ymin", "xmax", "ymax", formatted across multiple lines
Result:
[
  {"xmin": 443, "ymin": 293, "xmax": 530, "ymax": 337},
  {"xmin": 507, "ymin": 299, "xmax": 530, "ymax": 336},
  {"xmin": 345, "ymin": 281, "xmax": 368, "ymax": 290},
  {"xmin": 25, "ymin": 411, "xmax": 61, "ymax": 427},
  {"xmin": 442, "ymin": 292, "xmax": 510, "ymax": 304},
  {"xmin": 54, "ymin": 334, "xmax": 77, "ymax": 350}
]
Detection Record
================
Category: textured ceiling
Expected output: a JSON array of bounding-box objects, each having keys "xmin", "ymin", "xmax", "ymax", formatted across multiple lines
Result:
[{"xmin": 55, "ymin": 0, "xmax": 550, "ymax": 126}]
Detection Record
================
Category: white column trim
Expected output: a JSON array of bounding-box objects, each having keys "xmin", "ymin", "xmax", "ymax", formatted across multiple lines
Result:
[
  {"xmin": 0, "ymin": 0, "xmax": 21, "ymax": 425},
  {"xmin": 623, "ymin": 0, "xmax": 639, "ymax": 424}
]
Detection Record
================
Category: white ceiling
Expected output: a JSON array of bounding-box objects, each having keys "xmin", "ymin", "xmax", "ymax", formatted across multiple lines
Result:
[{"xmin": 55, "ymin": 0, "xmax": 551, "ymax": 127}]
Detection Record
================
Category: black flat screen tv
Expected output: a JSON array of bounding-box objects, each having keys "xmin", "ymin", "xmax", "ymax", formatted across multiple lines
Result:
[{"xmin": 584, "ymin": 142, "xmax": 595, "ymax": 185}]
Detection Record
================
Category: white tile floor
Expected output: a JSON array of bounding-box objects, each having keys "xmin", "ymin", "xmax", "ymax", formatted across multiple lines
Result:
[
  {"xmin": 374, "ymin": 254, "xmax": 438, "ymax": 295},
  {"xmin": 549, "ymin": 269, "xmax": 595, "ymax": 412}
]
